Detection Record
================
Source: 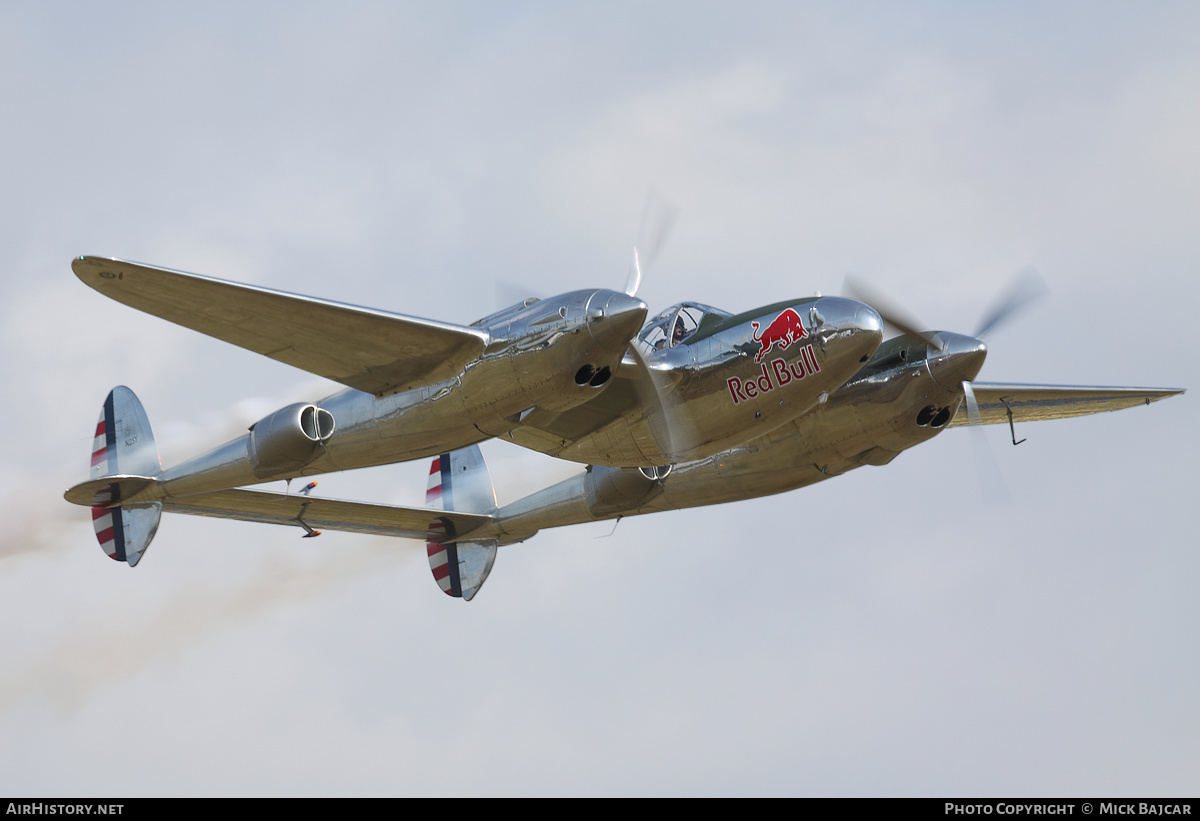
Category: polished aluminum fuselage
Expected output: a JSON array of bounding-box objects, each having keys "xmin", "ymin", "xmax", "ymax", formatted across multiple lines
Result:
[
  {"xmin": 483, "ymin": 332, "xmax": 987, "ymax": 543},
  {"xmin": 159, "ymin": 289, "xmax": 647, "ymax": 497},
  {"xmin": 155, "ymin": 293, "xmax": 884, "ymax": 501},
  {"xmin": 503, "ymin": 296, "xmax": 884, "ymax": 466}
]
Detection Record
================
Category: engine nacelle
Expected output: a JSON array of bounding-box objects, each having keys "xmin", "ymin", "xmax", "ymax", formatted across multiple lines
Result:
[
  {"xmin": 249, "ymin": 403, "xmax": 335, "ymax": 478},
  {"xmin": 496, "ymin": 290, "xmax": 648, "ymax": 414},
  {"xmin": 584, "ymin": 465, "xmax": 662, "ymax": 517}
]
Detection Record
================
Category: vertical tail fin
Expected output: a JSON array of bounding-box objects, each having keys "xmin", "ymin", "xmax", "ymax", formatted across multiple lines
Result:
[
  {"xmin": 88, "ymin": 386, "xmax": 163, "ymax": 566},
  {"xmin": 424, "ymin": 446, "xmax": 498, "ymax": 601}
]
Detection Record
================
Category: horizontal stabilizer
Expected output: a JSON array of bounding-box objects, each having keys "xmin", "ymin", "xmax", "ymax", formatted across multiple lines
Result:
[
  {"xmin": 160, "ymin": 487, "xmax": 495, "ymax": 542},
  {"xmin": 65, "ymin": 474, "xmax": 159, "ymax": 507},
  {"xmin": 949, "ymin": 382, "xmax": 1185, "ymax": 426},
  {"xmin": 73, "ymin": 256, "xmax": 489, "ymax": 397}
]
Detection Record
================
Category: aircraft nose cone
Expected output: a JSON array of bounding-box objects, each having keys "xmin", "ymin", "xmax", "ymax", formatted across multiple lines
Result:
[
  {"xmin": 814, "ymin": 297, "xmax": 884, "ymax": 362},
  {"xmin": 854, "ymin": 303, "xmax": 884, "ymax": 344},
  {"xmin": 928, "ymin": 332, "xmax": 988, "ymax": 389},
  {"xmin": 588, "ymin": 291, "xmax": 649, "ymax": 349}
]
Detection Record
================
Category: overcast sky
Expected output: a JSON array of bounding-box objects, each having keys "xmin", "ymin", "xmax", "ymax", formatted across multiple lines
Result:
[{"xmin": 1, "ymin": 1, "xmax": 1196, "ymax": 796}]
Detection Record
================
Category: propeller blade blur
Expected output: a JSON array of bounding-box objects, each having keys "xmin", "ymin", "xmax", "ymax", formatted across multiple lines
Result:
[
  {"xmin": 961, "ymin": 379, "xmax": 983, "ymax": 426},
  {"xmin": 626, "ymin": 343, "xmax": 696, "ymax": 462},
  {"xmin": 625, "ymin": 189, "xmax": 679, "ymax": 297},
  {"xmin": 973, "ymin": 267, "xmax": 1048, "ymax": 339},
  {"xmin": 843, "ymin": 275, "xmax": 943, "ymax": 351}
]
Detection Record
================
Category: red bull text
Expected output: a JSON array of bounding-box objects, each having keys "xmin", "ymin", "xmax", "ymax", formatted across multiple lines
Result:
[
  {"xmin": 751, "ymin": 308, "xmax": 807, "ymax": 363},
  {"xmin": 727, "ymin": 347, "xmax": 821, "ymax": 405}
]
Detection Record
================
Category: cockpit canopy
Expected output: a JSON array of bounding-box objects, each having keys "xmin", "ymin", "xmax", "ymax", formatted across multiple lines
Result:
[{"xmin": 637, "ymin": 302, "xmax": 731, "ymax": 350}]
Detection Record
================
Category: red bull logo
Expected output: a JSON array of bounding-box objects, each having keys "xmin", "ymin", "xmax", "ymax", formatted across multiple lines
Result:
[
  {"xmin": 727, "ymin": 349, "xmax": 821, "ymax": 405},
  {"xmin": 751, "ymin": 309, "xmax": 807, "ymax": 363}
]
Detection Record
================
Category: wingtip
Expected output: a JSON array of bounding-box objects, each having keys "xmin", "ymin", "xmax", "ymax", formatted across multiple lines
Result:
[
  {"xmin": 71, "ymin": 255, "xmax": 108, "ymax": 282},
  {"xmin": 1137, "ymin": 387, "xmax": 1185, "ymax": 407}
]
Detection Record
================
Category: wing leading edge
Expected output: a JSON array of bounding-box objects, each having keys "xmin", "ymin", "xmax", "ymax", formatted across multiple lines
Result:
[
  {"xmin": 949, "ymin": 382, "xmax": 1184, "ymax": 426},
  {"xmin": 73, "ymin": 256, "xmax": 488, "ymax": 397}
]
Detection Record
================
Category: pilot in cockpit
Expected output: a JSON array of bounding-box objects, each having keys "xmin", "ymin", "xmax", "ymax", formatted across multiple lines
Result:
[
  {"xmin": 645, "ymin": 302, "xmax": 728, "ymax": 351},
  {"xmin": 671, "ymin": 316, "xmax": 687, "ymax": 346}
]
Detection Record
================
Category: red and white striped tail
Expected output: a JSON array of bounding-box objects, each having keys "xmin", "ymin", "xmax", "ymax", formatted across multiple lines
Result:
[
  {"xmin": 91, "ymin": 412, "xmax": 111, "ymax": 477},
  {"xmin": 425, "ymin": 454, "xmax": 446, "ymax": 510},
  {"xmin": 423, "ymin": 448, "xmax": 498, "ymax": 601},
  {"xmin": 426, "ymin": 516, "xmax": 457, "ymax": 597},
  {"xmin": 86, "ymin": 387, "xmax": 163, "ymax": 567},
  {"xmin": 90, "ymin": 483, "xmax": 121, "ymax": 561}
]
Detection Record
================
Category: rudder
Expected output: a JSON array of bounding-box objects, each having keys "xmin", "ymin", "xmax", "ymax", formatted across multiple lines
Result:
[
  {"xmin": 424, "ymin": 446, "xmax": 498, "ymax": 601},
  {"xmin": 88, "ymin": 386, "xmax": 163, "ymax": 566}
]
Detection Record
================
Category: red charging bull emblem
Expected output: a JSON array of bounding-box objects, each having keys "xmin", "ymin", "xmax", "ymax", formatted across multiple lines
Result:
[{"xmin": 751, "ymin": 309, "xmax": 807, "ymax": 363}]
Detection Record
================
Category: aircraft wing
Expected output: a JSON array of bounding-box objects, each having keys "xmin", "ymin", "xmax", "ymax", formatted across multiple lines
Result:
[
  {"xmin": 162, "ymin": 487, "xmax": 495, "ymax": 542},
  {"xmin": 73, "ymin": 256, "xmax": 489, "ymax": 397},
  {"xmin": 949, "ymin": 382, "xmax": 1185, "ymax": 426}
]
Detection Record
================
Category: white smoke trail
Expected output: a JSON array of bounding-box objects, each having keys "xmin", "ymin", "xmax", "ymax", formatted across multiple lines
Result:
[
  {"xmin": 0, "ymin": 543, "xmax": 412, "ymax": 717},
  {"xmin": 0, "ymin": 479, "xmax": 83, "ymax": 562},
  {"xmin": 0, "ymin": 371, "xmax": 579, "ymax": 717}
]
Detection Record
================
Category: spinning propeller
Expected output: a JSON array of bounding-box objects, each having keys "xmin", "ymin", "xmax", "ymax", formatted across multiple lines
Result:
[
  {"xmin": 844, "ymin": 268, "xmax": 1047, "ymax": 422},
  {"xmin": 846, "ymin": 269, "xmax": 1048, "ymax": 501},
  {"xmin": 960, "ymin": 268, "xmax": 1047, "ymax": 424},
  {"xmin": 843, "ymin": 275, "xmax": 946, "ymax": 352},
  {"xmin": 493, "ymin": 188, "xmax": 692, "ymax": 465},
  {"xmin": 622, "ymin": 190, "xmax": 697, "ymax": 465},
  {"xmin": 624, "ymin": 188, "xmax": 679, "ymax": 298}
]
